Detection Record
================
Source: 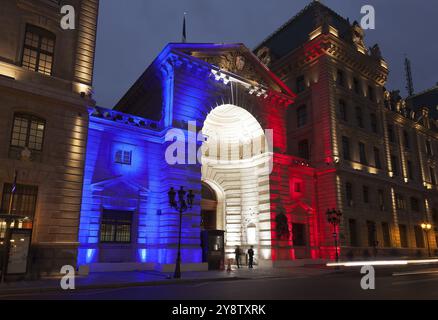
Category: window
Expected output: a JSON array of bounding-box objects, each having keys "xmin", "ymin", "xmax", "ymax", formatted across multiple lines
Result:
[
  {"xmin": 399, "ymin": 224, "xmax": 408, "ymax": 248},
  {"xmin": 403, "ymin": 130, "xmax": 410, "ymax": 149},
  {"xmin": 359, "ymin": 142, "xmax": 367, "ymax": 165},
  {"xmin": 292, "ymin": 223, "xmax": 306, "ymax": 246},
  {"xmin": 353, "ymin": 78, "xmax": 360, "ymax": 94},
  {"xmin": 346, "ymin": 182, "xmax": 353, "ymax": 206},
  {"xmin": 426, "ymin": 140, "xmax": 433, "ymax": 156},
  {"xmin": 373, "ymin": 147, "xmax": 382, "ymax": 169},
  {"xmin": 407, "ymin": 161, "xmax": 414, "ymax": 180},
  {"xmin": 1, "ymin": 183, "xmax": 38, "ymax": 239},
  {"xmin": 115, "ymin": 150, "xmax": 132, "ymax": 165},
  {"xmin": 367, "ymin": 85, "xmax": 375, "ymax": 102},
  {"xmin": 337, "ymin": 69, "xmax": 345, "ymax": 87},
  {"xmin": 410, "ymin": 197, "xmax": 420, "ymax": 212},
  {"xmin": 381, "ymin": 223, "xmax": 391, "ymax": 247},
  {"xmin": 414, "ymin": 226, "xmax": 425, "ymax": 248},
  {"xmin": 342, "ymin": 136, "xmax": 351, "ymax": 161},
  {"xmin": 296, "ymin": 75, "xmax": 305, "ymax": 93},
  {"xmin": 370, "ymin": 114, "xmax": 378, "ymax": 133},
  {"xmin": 349, "ymin": 219, "xmax": 358, "ymax": 247},
  {"xmin": 21, "ymin": 25, "xmax": 55, "ymax": 76},
  {"xmin": 378, "ymin": 189, "xmax": 385, "ymax": 211},
  {"xmin": 367, "ymin": 221, "xmax": 377, "ymax": 247},
  {"xmin": 356, "ymin": 107, "xmax": 364, "ymax": 128},
  {"xmin": 387, "ymin": 124, "xmax": 395, "ymax": 143},
  {"xmin": 10, "ymin": 113, "xmax": 45, "ymax": 151},
  {"xmin": 296, "ymin": 105, "xmax": 307, "ymax": 127},
  {"xmin": 294, "ymin": 183, "xmax": 302, "ymax": 193},
  {"xmin": 339, "ymin": 100, "xmax": 348, "ymax": 122},
  {"xmin": 363, "ymin": 186, "xmax": 370, "ymax": 203},
  {"xmin": 100, "ymin": 210, "xmax": 133, "ymax": 243},
  {"xmin": 430, "ymin": 167, "xmax": 437, "ymax": 185},
  {"xmin": 391, "ymin": 155, "xmax": 399, "ymax": 176},
  {"xmin": 395, "ymin": 194, "xmax": 406, "ymax": 210},
  {"xmin": 298, "ymin": 139, "xmax": 310, "ymax": 160}
]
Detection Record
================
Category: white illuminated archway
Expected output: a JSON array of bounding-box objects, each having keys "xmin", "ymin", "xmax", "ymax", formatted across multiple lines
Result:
[{"xmin": 201, "ymin": 104, "xmax": 272, "ymax": 261}]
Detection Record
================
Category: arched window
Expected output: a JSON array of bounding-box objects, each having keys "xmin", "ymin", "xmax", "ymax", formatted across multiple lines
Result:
[{"xmin": 10, "ymin": 113, "xmax": 46, "ymax": 151}]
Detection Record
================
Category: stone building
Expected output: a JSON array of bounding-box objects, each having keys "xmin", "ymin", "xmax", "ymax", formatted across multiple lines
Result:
[
  {"xmin": 0, "ymin": 0, "xmax": 98, "ymax": 274},
  {"xmin": 255, "ymin": 1, "xmax": 438, "ymax": 258},
  {"xmin": 1, "ymin": 1, "xmax": 437, "ymax": 277}
]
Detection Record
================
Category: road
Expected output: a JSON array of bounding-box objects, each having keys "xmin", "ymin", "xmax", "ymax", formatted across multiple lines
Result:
[{"xmin": 1, "ymin": 265, "xmax": 438, "ymax": 300}]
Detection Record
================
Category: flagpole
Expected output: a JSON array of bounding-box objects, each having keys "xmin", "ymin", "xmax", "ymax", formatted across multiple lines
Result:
[{"xmin": 182, "ymin": 12, "xmax": 187, "ymax": 43}]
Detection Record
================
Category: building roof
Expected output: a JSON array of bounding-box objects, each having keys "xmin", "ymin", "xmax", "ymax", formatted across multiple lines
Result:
[
  {"xmin": 407, "ymin": 85, "xmax": 438, "ymax": 120},
  {"xmin": 254, "ymin": 0, "xmax": 353, "ymax": 59}
]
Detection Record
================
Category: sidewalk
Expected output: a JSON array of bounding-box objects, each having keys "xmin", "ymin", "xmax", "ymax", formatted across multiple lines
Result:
[{"xmin": 0, "ymin": 265, "xmax": 333, "ymax": 295}]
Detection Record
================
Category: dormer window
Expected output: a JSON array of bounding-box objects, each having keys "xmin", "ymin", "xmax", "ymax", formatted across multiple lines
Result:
[{"xmin": 21, "ymin": 24, "xmax": 55, "ymax": 76}]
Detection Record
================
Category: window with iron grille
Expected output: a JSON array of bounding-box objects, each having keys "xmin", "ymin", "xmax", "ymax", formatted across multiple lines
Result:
[
  {"xmin": 10, "ymin": 113, "xmax": 46, "ymax": 151},
  {"xmin": 100, "ymin": 210, "xmax": 133, "ymax": 243},
  {"xmin": 21, "ymin": 25, "xmax": 55, "ymax": 76}
]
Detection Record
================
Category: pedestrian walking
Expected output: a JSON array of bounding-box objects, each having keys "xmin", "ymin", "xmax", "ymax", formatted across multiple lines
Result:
[{"xmin": 248, "ymin": 246, "xmax": 255, "ymax": 269}]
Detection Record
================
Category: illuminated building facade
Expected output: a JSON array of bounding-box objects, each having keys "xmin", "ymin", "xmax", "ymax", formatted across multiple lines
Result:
[
  {"xmin": 0, "ymin": 0, "xmax": 99, "ymax": 273},
  {"xmin": 1, "ymin": 1, "xmax": 437, "ymax": 276},
  {"xmin": 255, "ymin": 1, "xmax": 438, "ymax": 259}
]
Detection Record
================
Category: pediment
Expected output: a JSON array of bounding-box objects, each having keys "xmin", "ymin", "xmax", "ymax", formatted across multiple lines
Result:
[
  {"xmin": 169, "ymin": 43, "xmax": 295, "ymax": 98},
  {"xmin": 91, "ymin": 175, "xmax": 149, "ymax": 197}
]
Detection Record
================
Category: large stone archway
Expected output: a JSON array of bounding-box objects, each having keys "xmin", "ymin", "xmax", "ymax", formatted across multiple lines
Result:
[{"xmin": 201, "ymin": 104, "xmax": 272, "ymax": 261}]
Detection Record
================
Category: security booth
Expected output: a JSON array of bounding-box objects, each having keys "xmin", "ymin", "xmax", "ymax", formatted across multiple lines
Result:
[
  {"xmin": 0, "ymin": 214, "xmax": 33, "ymax": 279},
  {"xmin": 201, "ymin": 230, "xmax": 225, "ymax": 270}
]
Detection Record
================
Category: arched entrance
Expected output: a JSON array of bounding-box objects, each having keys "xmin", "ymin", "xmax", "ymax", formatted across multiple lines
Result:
[{"xmin": 201, "ymin": 104, "xmax": 271, "ymax": 265}]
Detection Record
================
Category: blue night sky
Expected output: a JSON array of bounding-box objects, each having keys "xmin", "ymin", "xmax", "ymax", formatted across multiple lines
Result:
[{"xmin": 92, "ymin": 0, "xmax": 438, "ymax": 108}]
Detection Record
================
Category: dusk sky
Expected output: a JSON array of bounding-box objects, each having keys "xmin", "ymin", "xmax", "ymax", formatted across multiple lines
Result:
[{"xmin": 92, "ymin": 0, "xmax": 438, "ymax": 108}]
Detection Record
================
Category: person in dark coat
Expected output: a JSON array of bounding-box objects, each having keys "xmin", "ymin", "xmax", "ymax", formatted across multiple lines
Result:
[
  {"xmin": 248, "ymin": 246, "xmax": 255, "ymax": 269},
  {"xmin": 235, "ymin": 246, "xmax": 242, "ymax": 269}
]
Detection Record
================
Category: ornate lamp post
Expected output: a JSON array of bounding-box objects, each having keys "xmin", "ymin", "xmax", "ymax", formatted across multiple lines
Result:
[
  {"xmin": 168, "ymin": 186, "xmax": 195, "ymax": 279},
  {"xmin": 326, "ymin": 208, "xmax": 342, "ymax": 263},
  {"xmin": 421, "ymin": 222, "xmax": 432, "ymax": 257}
]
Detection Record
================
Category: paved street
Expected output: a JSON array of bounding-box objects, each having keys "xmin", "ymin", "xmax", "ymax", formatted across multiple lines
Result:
[{"xmin": 1, "ymin": 265, "xmax": 438, "ymax": 300}]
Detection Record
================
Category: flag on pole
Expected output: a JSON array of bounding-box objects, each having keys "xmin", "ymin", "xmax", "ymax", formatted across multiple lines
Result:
[
  {"xmin": 11, "ymin": 170, "xmax": 17, "ymax": 194},
  {"xmin": 182, "ymin": 12, "xmax": 187, "ymax": 43}
]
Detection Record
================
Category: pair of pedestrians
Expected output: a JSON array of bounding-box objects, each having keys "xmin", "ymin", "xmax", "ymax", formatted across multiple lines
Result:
[{"xmin": 234, "ymin": 246, "xmax": 255, "ymax": 269}]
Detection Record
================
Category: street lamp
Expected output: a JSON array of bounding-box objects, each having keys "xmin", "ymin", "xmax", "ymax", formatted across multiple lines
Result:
[
  {"xmin": 326, "ymin": 208, "xmax": 342, "ymax": 263},
  {"xmin": 421, "ymin": 222, "xmax": 433, "ymax": 257},
  {"xmin": 168, "ymin": 186, "xmax": 195, "ymax": 279}
]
